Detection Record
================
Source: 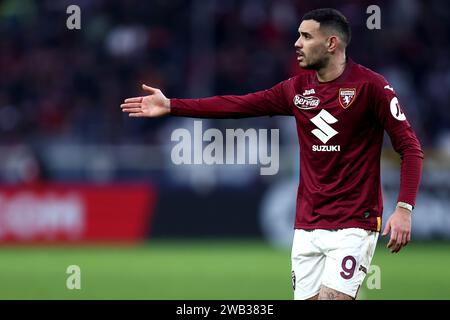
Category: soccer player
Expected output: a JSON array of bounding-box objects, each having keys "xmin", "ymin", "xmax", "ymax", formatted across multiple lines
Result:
[{"xmin": 121, "ymin": 8, "xmax": 423, "ymax": 300}]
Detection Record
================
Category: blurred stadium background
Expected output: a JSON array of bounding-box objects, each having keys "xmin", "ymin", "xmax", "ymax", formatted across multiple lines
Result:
[{"xmin": 1, "ymin": 0, "xmax": 450, "ymax": 299}]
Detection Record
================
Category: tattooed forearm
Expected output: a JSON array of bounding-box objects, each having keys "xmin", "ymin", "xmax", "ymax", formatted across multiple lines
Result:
[{"xmin": 318, "ymin": 285, "xmax": 354, "ymax": 300}]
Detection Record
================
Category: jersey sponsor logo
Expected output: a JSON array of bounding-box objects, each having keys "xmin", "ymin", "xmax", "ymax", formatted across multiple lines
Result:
[
  {"xmin": 390, "ymin": 96, "xmax": 406, "ymax": 121},
  {"xmin": 310, "ymin": 110, "xmax": 340, "ymax": 152},
  {"xmin": 302, "ymin": 88, "xmax": 315, "ymax": 95},
  {"xmin": 312, "ymin": 145, "xmax": 340, "ymax": 152},
  {"xmin": 310, "ymin": 109, "xmax": 338, "ymax": 144},
  {"xmin": 293, "ymin": 94, "xmax": 320, "ymax": 110},
  {"xmin": 339, "ymin": 88, "xmax": 356, "ymax": 109}
]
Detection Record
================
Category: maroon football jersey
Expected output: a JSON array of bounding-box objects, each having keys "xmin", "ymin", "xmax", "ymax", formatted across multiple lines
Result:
[{"xmin": 171, "ymin": 59, "xmax": 423, "ymax": 232}]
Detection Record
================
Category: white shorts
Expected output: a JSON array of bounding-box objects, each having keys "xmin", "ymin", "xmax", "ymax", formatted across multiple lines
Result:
[{"xmin": 291, "ymin": 228, "xmax": 379, "ymax": 299}]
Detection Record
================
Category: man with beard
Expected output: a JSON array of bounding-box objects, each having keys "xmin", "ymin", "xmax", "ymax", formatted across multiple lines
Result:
[{"xmin": 121, "ymin": 8, "xmax": 423, "ymax": 300}]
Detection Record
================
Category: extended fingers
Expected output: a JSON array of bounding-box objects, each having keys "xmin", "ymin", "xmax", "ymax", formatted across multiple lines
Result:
[
  {"xmin": 121, "ymin": 95, "xmax": 143, "ymax": 114},
  {"xmin": 121, "ymin": 102, "xmax": 141, "ymax": 109},
  {"xmin": 124, "ymin": 97, "xmax": 143, "ymax": 103},
  {"xmin": 121, "ymin": 100, "xmax": 143, "ymax": 115},
  {"xmin": 121, "ymin": 103, "xmax": 142, "ymax": 114},
  {"xmin": 122, "ymin": 109, "xmax": 142, "ymax": 114}
]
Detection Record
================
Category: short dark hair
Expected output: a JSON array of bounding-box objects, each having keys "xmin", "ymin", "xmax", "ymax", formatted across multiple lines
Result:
[{"xmin": 302, "ymin": 8, "xmax": 351, "ymax": 46}]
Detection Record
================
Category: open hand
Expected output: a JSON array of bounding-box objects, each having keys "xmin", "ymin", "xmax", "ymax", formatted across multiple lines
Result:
[{"xmin": 121, "ymin": 84, "xmax": 171, "ymax": 118}]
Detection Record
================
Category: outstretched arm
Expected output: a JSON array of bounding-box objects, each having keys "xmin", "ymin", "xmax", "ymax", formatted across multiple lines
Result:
[{"xmin": 121, "ymin": 80, "xmax": 293, "ymax": 119}]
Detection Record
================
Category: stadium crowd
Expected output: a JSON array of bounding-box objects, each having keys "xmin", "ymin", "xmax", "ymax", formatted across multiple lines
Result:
[{"xmin": 0, "ymin": 0, "xmax": 449, "ymax": 182}]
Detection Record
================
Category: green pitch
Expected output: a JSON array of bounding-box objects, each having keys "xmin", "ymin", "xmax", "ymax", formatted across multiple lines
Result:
[{"xmin": 0, "ymin": 240, "xmax": 449, "ymax": 299}]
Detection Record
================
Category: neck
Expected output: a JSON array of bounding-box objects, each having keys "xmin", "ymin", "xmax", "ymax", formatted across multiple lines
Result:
[{"xmin": 316, "ymin": 53, "xmax": 347, "ymax": 82}]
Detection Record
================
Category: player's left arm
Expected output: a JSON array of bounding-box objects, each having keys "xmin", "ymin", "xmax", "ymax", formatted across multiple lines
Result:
[{"xmin": 370, "ymin": 79, "xmax": 424, "ymax": 254}]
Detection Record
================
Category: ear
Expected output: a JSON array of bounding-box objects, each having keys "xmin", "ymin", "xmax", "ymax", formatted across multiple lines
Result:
[{"xmin": 327, "ymin": 36, "xmax": 339, "ymax": 52}]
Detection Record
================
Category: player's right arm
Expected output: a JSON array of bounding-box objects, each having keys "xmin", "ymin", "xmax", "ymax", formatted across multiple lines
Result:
[
  {"xmin": 121, "ymin": 80, "xmax": 294, "ymax": 119},
  {"xmin": 121, "ymin": 84, "xmax": 171, "ymax": 118}
]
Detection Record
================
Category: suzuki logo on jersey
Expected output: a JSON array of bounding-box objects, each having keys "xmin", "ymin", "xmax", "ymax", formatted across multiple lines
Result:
[
  {"xmin": 339, "ymin": 88, "xmax": 356, "ymax": 109},
  {"xmin": 310, "ymin": 109, "xmax": 341, "ymax": 152},
  {"xmin": 293, "ymin": 94, "xmax": 320, "ymax": 110}
]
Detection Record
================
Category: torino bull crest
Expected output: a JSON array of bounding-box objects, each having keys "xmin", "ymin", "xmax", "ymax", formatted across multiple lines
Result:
[{"xmin": 339, "ymin": 88, "xmax": 356, "ymax": 109}]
